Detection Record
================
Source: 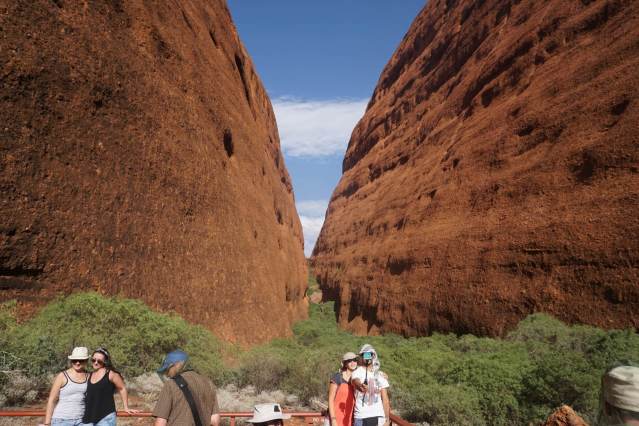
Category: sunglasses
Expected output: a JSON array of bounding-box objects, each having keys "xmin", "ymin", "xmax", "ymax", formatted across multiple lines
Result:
[
  {"xmin": 70, "ymin": 359, "xmax": 86, "ymax": 364},
  {"xmin": 344, "ymin": 358, "xmax": 358, "ymax": 363},
  {"xmin": 91, "ymin": 358, "xmax": 105, "ymax": 366}
]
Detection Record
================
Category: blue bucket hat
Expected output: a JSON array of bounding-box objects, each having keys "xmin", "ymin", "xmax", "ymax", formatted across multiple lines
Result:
[{"xmin": 157, "ymin": 350, "xmax": 189, "ymax": 373}]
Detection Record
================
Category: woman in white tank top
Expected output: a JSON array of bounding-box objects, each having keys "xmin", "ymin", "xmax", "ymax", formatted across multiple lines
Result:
[{"xmin": 40, "ymin": 347, "xmax": 90, "ymax": 426}]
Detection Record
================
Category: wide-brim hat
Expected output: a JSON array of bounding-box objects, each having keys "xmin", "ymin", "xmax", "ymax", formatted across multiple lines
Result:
[
  {"xmin": 603, "ymin": 365, "xmax": 639, "ymax": 412},
  {"xmin": 246, "ymin": 403, "xmax": 291, "ymax": 423},
  {"xmin": 68, "ymin": 347, "xmax": 90, "ymax": 360},
  {"xmin": 342, "ymin": 352, "xmax": 358, "ymax": 362}
]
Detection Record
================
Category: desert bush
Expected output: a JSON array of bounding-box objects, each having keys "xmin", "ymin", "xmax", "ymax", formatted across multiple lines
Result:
[
  {"xmin": 237, "ymin": 349, "xmax": 288, "ymax": 392},
  {"xmin": 438, "ymin": 349, "xmax": 531, "ymax": 425},
  {"xmin": 396, "ymin": 382, "xmax": 486, "ymax": 425},
  {"xmin": 509, "ymin": 314, "xmax": 639, "ymax": 424},
  {"xmin": 281, "ymin": 348, "xmax": 336, "ymax": 404},
  {"xmin": 2, "ymin": 293, "xmax": 232, "ymax": 382},
  {"xmin": 0, "ymin": 300, "xmax": 17, "ymax": 334},
  {"xmin": 3, "ymin": 292, "xmax": 638, "ymax": 426},
  {"xmin": 253, "ymin": 304, "xmax": 639, "ymax": 425}
]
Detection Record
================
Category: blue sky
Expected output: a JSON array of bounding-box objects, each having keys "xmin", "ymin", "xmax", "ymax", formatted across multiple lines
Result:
[{"xmin": 227, "ymin": 0, "xmax": 426, "ymax": 255}]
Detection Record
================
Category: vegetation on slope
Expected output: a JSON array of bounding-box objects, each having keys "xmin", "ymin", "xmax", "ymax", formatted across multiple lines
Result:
[{"xmin": 1, "ymin": 291, "xmax": 637, "ymax": 425}]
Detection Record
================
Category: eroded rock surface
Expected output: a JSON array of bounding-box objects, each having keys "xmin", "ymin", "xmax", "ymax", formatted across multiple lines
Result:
[
  {"xmin": 542, "ymin": 405, "xmax": 588, "ymax": 426},
  {"xmin": 312, "ymin": 0, "xmax": 639, "ymax": 336},
  {"xmin": 0, "ymin": 0, "xmax": 307, "ymax": 344}
]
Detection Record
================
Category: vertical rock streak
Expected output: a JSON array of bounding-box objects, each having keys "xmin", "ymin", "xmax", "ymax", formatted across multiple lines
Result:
[
  {"xmin": 312, "ymin": 0, "xmax": 639, "ymax": 336},
  {"xmin": 0, "ymin": 0, "xmax": 307, "ymax": 344}
]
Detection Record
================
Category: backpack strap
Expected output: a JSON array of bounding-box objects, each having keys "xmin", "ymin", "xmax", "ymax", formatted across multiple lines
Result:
[{"xmin": 173, "ymin": 374, "xmax": 203, "ymax": 426}]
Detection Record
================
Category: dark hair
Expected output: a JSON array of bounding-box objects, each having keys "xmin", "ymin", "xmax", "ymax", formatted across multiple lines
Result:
[{"xmin": 93, "ymin": 347, "xmax": 120, "ymax": 376}]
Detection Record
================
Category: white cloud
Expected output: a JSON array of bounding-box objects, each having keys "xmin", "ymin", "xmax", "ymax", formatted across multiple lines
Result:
[
  {"xmin": 296, "ymin": 199, "xmax": 329, "ymax": 217},
  {"xmin": 297, "ymin": 199, "xmax": 329, "ymax": 257},
  {"xmin": 273, "ymin": 97, "xmax": 368, "ymax": 157}
]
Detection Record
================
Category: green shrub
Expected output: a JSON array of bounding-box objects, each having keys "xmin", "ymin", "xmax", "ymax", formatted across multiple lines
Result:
[
  {"xmin": 439, "ymin": 349, "xmax": 531, "ymax": 425},
  {"xmin": 3, "ymin": 291, "xmax": 638, "ymax": 426},
  {"xmin": 0, "ymin": 300, "xmax": 17, "ymax": 333},
  {"xmin": 396, "ymin": 383, "xmax": 485, "ymax": 425},
  {"xmin": 237, "ymin": 349, "xmax": 288, "ymax": 392},
  {"xmin": 281, "ymin": 349, "xmax": 336, "ymax": 403},
  {"xmin": 509, "ymin": 313, "xmax": 639, "ymax": 424},
  {"xmin": 2, "ymin": 292, "xmax": 232, "ymax": 382}
]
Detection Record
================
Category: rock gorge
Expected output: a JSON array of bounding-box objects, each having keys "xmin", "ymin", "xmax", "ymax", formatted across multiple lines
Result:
[
  {"xmin": 0, "ymin": 0, "xmax": 307, "ymax": 344},
  {"xmin": 312, "ymin": 0, "xmax": 639, "ymax": 336}
]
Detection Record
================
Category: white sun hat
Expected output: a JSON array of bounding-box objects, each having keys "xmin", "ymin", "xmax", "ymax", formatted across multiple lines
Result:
[
  {"xmin": 603, "ymin": 365, "xmax": 639, "ymax": 412},
  {"xmin": 68, "ymin": 347, "xmax": 90, "ymax": 360},
  {"xmin": 246, "ymin": 403, "xmax": 291, "ymax": 423}
]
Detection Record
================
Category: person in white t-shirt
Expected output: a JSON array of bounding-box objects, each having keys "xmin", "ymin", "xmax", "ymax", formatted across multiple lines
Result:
[{"xmin": 350, "ymin": 344, "xmax": 390, "ymax": 426}]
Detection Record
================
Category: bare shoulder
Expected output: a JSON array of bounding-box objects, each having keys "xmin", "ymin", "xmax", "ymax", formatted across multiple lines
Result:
[{"xmin": 108, "ymin": 370, "xmax": 123, "ymax": 382}]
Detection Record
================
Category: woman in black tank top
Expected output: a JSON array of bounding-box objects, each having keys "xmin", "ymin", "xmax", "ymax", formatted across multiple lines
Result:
[{"xmin": 82, "ymin": 347, "xmax": 138, "ymax": 425}]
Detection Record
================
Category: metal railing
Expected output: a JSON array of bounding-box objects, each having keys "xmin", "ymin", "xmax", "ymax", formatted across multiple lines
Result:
[{"xmin": 0, "ymin": 410, "xmax": 412, "ymax": 426}]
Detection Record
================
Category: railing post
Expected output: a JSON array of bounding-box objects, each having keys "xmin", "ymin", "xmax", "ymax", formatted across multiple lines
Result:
[{"xmin": 230, "ymin": 415, "xmax": 236, "ymax": 426}]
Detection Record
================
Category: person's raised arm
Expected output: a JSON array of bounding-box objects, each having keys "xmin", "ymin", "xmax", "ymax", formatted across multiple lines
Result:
[
  {"xmin": 109, "ymin": 371, "xmax": 139, "ymax": 414},
  {"xmin": 328, "ymin": 381, "xmax": 338, "ymax": 424},
  {"xmin": 40, "ymin": 372, "xmax": 65, "ymax": 426},
  {"xmin": 381, "ymin": 388, "xmax": 390, "ymax": 426}
]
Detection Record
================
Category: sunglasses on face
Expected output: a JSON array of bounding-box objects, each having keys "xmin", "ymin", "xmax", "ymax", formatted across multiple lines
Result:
[
  {"xmin": 70, "ymin": 359, "xmax": 86, "ymax": 365},
  {"xmin": 91, "ymin": 358, "xmax": 105, "ymax": 366},
  {"xmin": 344, "ymin": 358, "xmax": 358, "ymax": 363}
]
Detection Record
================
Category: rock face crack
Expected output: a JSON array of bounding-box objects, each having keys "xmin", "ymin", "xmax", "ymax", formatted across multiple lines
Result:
[{"xmin": 312, "ymin": 0, "xmax": 639, "ymax": 337}]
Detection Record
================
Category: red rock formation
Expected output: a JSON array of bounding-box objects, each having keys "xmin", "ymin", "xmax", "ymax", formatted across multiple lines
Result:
[
  {"xmin": 312, "ymin": 0, "xmax": 639, "ymax": 336},
  {"xmin": 0, "ymin": 0, "xmax": 307, "ymax": 344},
  {"xmin": 542, "ymin": 405, "xmax": 588, "ymax": 426}
]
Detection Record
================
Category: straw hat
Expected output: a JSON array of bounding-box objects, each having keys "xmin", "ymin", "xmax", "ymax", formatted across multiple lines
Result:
[{"xmin": 68, "ymin": 347, "xmax": 90, "ymax": 360}]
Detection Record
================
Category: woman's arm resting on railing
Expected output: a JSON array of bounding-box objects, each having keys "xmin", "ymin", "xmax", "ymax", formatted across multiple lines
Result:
[{"xmin": 110, "ymin": 371, "xmax": 139, "ymax": 414}]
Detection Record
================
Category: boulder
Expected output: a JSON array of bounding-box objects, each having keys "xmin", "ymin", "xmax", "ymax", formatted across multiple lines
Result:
[{"xmin": 542, "ymin": 405, "xmax": 588, "ymax": 426}]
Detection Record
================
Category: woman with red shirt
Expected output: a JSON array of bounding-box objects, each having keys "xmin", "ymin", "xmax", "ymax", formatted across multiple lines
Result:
[{"xmin": 328, "ymin": 352, "xmax": 358, "ymax": 426}]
